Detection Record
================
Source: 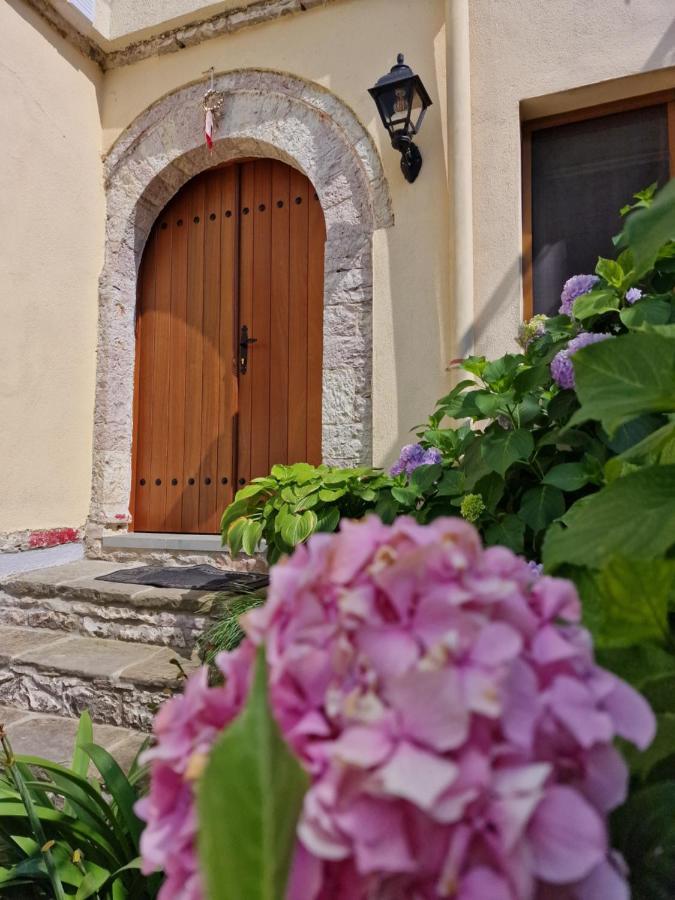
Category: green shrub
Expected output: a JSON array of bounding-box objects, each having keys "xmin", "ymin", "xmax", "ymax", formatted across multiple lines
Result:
[
  {"xmin": 221, "ymin": 462, "xmax": 391, "ymax": 563},
  {"xmin": 0, "ymin": 712, "xmax": 157, "ymax": 899}
]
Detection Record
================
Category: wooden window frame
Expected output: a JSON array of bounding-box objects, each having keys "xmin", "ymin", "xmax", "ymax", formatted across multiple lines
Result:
[{"xmin": 521, "ymin": 89, "xmax": 675, "ymax": 319}]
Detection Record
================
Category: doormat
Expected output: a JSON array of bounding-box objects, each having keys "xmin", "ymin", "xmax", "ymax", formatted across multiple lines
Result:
[{"xmin": 96, "ymin": 565, "xmax": 269, "ymax": 592}]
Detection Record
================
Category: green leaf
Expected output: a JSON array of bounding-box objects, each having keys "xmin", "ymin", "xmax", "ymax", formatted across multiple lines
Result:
[
  {"xmin": 621, "ymin": 177, "xmax": 675, "ymax": 276},
  {"xmin": 459, "ymin": 355, "xmax": 487, "ymax": 377},
  {"xmin": 611, "ymin": 780, "xmax": 675, "ymax": 900},
  {"xmin": 473, "ymin": 472, "xmax": 504, "ymax": 513},
  {"xmin": 317, "ymin": 487, "xmax": 346, "ymax": 502},
  {"xmin": 577, "ymin": 557, "xmax": 674, "ymax": 648},
  {"xmin": 542, "ymin": 462, "xmax": 591, "ymax": 491},
  {"xmin": 410, "ymin": 463, "xmax": 441, "ymax": 495},
  {"xmin": 315, "ymin": 506, "xmax": 340, "ymax": 533},
  {"xmin": 513, "ymin": 364, "xmax": 550, "ymax": 393},
  {"xmin": 391, "ymin": 485, "xmax": 418, "ymax": 506},
  {"xmin": 570, "ymin": 332, "xmax": 675, "ymax": 435},
  {"xmin": 480, "ymin": 428, "xmax": 534, "ymax": 477},
  {"xmin": 374, "ymin": 491, "xmax": 399, "ymax": 524},
  {"xmin": 597, "ymin": 642, "xmax": 675, "ymax": 690},
  {"xmin": 71, "ymin": 712, "xmax": 93, "ymax": 779},
  {"xmin": 620, "ymin": 422, "xmax": 675, "ymax": 462},
  {"xmin": 242, "ymin": 520, "xmax": 264, "ymax": 557},
  {"xmin": 83, "ymin": 744, "xmax": 142, "ymax": 849},
  {"xmin": 572, "ymin": 288, "xmax": 619, "ymax": 320},
  {"xmin": 485, "ymin": 515, "xmax": 525, "ymax": 553},
  {"xmin": 279, "ymin": 510, "xmax": 318, "ymax": 547},
  {"xmin": 543, "ymin": 466, "xmax": 675, "ymax": 570},
  {"xmin": 518, "ymin": 485, "xmax": 565, "ymax": 533},
  {"xmin": 435, "ymin": 469, "xmax": 464, "ymax": 496},
  {"xmin": 226, "ymin": 517, "xmax": 249, "ymax": 558},
  {"xmin": 473, "ymin": 391, "xmax": 514, "ymax": 418},
  {"xmin": 197, "ymin": 648, "xmax": 309, "ymax": 900},
  {"xmin": 595, "ymin": 257, "xmax": 625, "ymax": 288},
  {"xmin": 622, "ymin": 713, "xmax": 675, "ymax": 780},
  {"xmin": 620, "ymin": 298, "xmax": 672, "ymax": 330}
]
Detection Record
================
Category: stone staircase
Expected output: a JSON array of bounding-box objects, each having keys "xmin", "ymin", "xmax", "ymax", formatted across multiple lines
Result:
[{"xmin": 0, "ymin": 558, "xmax": 237, "ymax": 760}]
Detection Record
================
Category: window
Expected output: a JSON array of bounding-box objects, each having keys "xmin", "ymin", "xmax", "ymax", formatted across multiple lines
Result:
[{"xmin": 522, "ymin": 92, "xmax": 675, "ymax": 317}]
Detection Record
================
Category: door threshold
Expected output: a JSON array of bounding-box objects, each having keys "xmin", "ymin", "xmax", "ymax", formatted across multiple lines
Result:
[{"xmin": 101, "ymin": 533, "xmax": 224, "ymax": 553}]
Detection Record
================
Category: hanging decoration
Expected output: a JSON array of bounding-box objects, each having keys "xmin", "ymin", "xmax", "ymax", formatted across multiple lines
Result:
[{"xmin": 201, "ymin": 67, "xmax": 224, "ymax": 151}]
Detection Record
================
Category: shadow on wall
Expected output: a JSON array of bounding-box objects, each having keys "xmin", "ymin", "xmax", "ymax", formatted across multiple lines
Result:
[
  {"xmin": 7, "ymin": 0, "xmax": 105, "ymax": 112},
  {"xmin": 643, "ymin": 17, "xmax": 675, "ymax": 68}
]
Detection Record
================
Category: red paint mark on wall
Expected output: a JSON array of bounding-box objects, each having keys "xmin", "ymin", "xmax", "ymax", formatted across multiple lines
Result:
[{"xmin": 27, "ymin": 528, "xmax": 80, "ymax": 549}]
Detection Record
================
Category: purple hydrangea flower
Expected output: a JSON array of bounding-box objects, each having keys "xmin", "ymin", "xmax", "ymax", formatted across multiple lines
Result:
[
  {"xmin": 517, "ymin": 314, "xmax": 547, "ymax": 350},
  {"xmin": 390, "ymin": 444, "xmax": 442, "ymax": 477},
  {"xmin": 527, "ymin": 560, "xmax": 544, "ymax": 579},
  {"xmin": 550, "ymin": 331, "xmax": 613, "ymax": 390},
  {"xmin": 559, "ymin": 274, "xmax": 600, "ymax": 316},
  {"xmin": 625, "ymin": 287, "xmax": 642, "ymax": 305}
]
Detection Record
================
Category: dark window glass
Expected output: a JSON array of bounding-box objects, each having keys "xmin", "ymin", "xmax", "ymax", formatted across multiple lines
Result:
[{"xmin": 531, "ymin": 105, "xmax": 670, "ymax": 315}]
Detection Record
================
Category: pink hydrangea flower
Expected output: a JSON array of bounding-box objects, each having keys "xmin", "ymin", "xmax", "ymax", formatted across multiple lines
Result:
[{"xmin": 137, "ymin": 517, "xmax": 654, "ymax": 900}]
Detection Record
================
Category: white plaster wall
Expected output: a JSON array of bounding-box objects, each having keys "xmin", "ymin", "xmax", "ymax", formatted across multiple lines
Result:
[
  {"xmin": 101, "ymin": 0, "xmax": 452, "ymax": 468},
  {"xmin": 469, "ymin": 0, "xmax": 675, "ymax": 359},
  {"xmin": 0, "ymin": 0, "xmax": 104, "ymax": 533}
]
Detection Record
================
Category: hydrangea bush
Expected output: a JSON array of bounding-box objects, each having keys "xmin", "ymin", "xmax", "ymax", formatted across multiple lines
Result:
[{"xmin": 140, "ymin": 517, "xmax": 655, "ymax": 900}]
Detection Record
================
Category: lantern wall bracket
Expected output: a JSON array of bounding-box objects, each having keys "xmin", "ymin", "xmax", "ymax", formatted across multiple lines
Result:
[{"xmin": 391, "ymin": 133, "xmax": 423, "ymax": 184}]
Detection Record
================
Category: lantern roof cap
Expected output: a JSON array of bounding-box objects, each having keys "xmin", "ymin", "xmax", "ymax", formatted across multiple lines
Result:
[{"xmin": 373, "ymin": 53, "xmax": 415, "ymax": 87}]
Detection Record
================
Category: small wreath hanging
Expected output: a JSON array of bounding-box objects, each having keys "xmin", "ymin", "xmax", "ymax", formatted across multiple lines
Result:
[{"xmin": 202, "ymin": 69, "xmax": 224, "ymax": 150}]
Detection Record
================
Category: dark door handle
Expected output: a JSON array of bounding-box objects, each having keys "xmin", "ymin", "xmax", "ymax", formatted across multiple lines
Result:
[{"xmin": 239, "ymin": 324, "xmax": 257, "ymax": 374}]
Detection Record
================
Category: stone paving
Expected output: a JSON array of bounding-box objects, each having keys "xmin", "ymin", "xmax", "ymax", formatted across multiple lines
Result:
[{"xmin": 0, "ymin": 703, "xmax": 146, "ymax": 770}]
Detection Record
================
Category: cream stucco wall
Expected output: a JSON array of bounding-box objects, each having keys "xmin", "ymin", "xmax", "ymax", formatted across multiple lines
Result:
[
  {"xmin": 0, "ymin": 0, "xmax": 104, "ymax": 534},
  {"xmin": 100, "ymin": 0, "xmax": 452, "ymax": 468},
  {"xmin": 469, "ymin": 0, "xmax": 675, "ymax": 359}
]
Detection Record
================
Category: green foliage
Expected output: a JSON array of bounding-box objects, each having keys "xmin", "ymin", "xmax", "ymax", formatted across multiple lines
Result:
[
  {"xmin": 208, "ymin": 183, "xmax": 675, "ymax": 898},
  {"xmin": 197, "ymin": 649, "xmax": 308, "ymax": 900},
  {"xmin": 0, "ymin": 712, "xmax": 155, "ymax": 898},
  {"xmin": 221, "ymin": 462, "xmax": 391, "ymax": 563},
  {"xmin": 196, "ymin": 592, "xmax": 266, "ymax": 665}
]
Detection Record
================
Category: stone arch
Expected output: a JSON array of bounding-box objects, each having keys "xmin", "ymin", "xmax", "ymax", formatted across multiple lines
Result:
[{"xmin": 89, "ymin": 69, "xmax": 393, "ymax": 537}]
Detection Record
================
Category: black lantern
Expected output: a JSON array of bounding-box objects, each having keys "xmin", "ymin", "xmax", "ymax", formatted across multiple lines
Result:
[{"xmin": 368, "ymin": 53, "xmax": 432, "ymax": 183}]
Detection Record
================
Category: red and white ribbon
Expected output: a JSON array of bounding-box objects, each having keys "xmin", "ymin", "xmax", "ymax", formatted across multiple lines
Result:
[{"xmin": 205, "ymin": 108, "xmax": 214, "ymax": 150}]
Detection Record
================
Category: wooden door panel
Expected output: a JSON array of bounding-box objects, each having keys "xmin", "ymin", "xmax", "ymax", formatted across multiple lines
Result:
[
  {"xmin": 287, "ymin": 168, "xmax": 310, "ymax": 463},
  {"xmin": 164, "ymin": 192, "xmax": 188, "ymax": 533},
  {"xmin": 215, "ymin": 166, "xmax": 238, "ymax": 521},
  {"xmin": 133, "ymin": 159, "xmax": 325, "ymax": 533},
  {"xmin": 181, "ymin": 178, "xmax": 206, "ymax": 533},
  {"xmin": 268, "ymin": 162, "xmax": 291, "ymax": 467}
]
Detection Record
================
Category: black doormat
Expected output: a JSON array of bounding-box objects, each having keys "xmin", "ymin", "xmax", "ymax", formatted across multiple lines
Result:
[{"xmin": 96, "ymin": 565, "xmax": 269, "ymax": 592}]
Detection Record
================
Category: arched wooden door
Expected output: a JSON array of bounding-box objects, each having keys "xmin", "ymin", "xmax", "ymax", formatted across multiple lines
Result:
[{"xmin": 131, "ymin": 159, "xmax": 325, "ymax": 534}]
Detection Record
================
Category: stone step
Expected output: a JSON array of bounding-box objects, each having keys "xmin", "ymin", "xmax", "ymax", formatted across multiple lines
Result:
[
  {"xmin": 0, "ymin": 624, "xmax": 199, "ymax": 731},
  {"xmin": 0, "ymin": 704, "xmax": 146, "ymax": 771},
  {"xmin": 96, "ymin": 530, "xmax": 267, "ymax": 571},
  {"xmin": 0, "ymin": 559, "xmax": 227, "ymax": 652}
]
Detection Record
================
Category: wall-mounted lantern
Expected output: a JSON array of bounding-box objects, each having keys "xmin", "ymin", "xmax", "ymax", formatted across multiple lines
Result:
[{"xmin": 368, "ymin": 53, "xmax": 432, "ymax": 183}]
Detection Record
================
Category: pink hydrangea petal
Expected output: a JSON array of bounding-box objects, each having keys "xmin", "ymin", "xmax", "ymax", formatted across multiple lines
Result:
[
  {"xmin": 458, "ymin": 866, "xmax": 514, "ymax": 900},
  {"xmin": 492, "ymin": 764, "xmax": 551, "ymax": 851},
  {"xmin": 335, "ymin": 797, "xmax": 417, "ymax": 874},
  {"xmin": 502, "ymin": 658, "xmax": 540, "ymax": 751},
  {"xmin": 576, "ymin": 856, "xmax": 630, "ymax": 900},
  {"xmin": 287, "ymin": 841, "xmax": 323, "ymax": 900},
  {"xmin": 386, "ymin": 667, "xmax": 469, "ymax": 751},
  {"xmin": 356, "ymin": 626, "xmax": 420, "ymax": 679},
  {"xmin": 582, "ymin": 744, "xmax": 628, "ymax": 812},
  {"xmin": 529, "ymin": 786, "xmax": 606, "ymax": 883},
  {"xmin": 375, "ymin": 741, "xmax": 458, "ymax": 810},
  {"xmin": 471, "ymin": 621, "xmax": 522, "ymax": 665},
  {"xmin": 548, "ymin": 676, "xmax": 614, "ymax": 748},
  {"xmin": 601, "ymin": 675, "xmax": 656, "ymax": 750},
  {"xmin": 331, "ymin": 726, "xmax": 393, "ymax": 768},
  {"xmin": 530, "ymin": 625, "xmax": 580, "ymax": 665}
]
